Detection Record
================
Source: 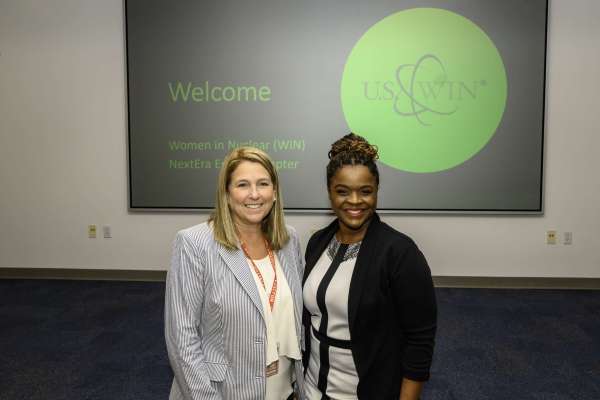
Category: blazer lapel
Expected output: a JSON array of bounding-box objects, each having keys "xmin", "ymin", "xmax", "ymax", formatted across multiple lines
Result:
[
  {"xmin": 348, "ymin": 213, "xmax": 381, "ymax": 333},
  {"xmin": 277, "ymin": 245, "xmax": 302, "ymax": 334},
  {"xmin": 218, "ymin": 245, "xmax": 265, "ymax": 321},
  {"xmin": 303, "ymin": 219, "xmax": 337, "ymax": 284}
]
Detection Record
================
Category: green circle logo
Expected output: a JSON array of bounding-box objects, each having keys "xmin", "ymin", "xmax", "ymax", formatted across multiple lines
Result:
[{"xmin": 341, "ymin": 8, "xmax": 507, "ymax": 173}]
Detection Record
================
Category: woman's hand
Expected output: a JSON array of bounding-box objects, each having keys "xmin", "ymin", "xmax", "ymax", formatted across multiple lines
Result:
[{"xmin": 399, "ymin": 377, "xmax": 424, "ymax": 400}]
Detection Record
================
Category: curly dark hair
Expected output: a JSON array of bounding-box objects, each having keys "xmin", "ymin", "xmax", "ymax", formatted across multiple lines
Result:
[{"xmin": 326, "ymin": 133, "xmax": 379, "ymax": 187}]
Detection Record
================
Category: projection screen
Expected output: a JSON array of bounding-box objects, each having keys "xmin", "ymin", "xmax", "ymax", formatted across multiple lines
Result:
[{"xmin": 125, "ymin": 0, "xmax": 548, "ymax": 212}]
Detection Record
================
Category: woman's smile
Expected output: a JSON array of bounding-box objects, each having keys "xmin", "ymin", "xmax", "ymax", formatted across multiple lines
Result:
[{"xmin": 328, "ymin": 164, "xmax": 378, "ymax": 243}]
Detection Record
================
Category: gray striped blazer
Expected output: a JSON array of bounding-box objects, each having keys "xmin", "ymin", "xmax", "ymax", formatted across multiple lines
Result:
[{"xmin": 165, "ymin": 222, "xmax": 305, "ymax": 400}]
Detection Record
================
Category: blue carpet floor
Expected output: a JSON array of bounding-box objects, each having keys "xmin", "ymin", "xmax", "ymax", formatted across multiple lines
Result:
[{"xmin": 0, "ymin": 280, "xmax": 599, "ymax": 400}]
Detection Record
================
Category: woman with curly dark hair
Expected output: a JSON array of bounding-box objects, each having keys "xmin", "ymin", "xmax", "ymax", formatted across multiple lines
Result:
[{"xmin": 302, "ymin": 133, "xmax": 437, "ymax": 400}]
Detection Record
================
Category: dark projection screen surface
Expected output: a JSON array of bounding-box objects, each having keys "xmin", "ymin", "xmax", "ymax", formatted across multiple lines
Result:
[{"xmin": 126, "ymin": 0, "xmax": 547, "ymax": 212}]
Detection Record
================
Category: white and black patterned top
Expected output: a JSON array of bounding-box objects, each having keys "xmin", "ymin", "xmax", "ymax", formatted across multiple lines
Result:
[{"xmin": 303, "ymin": 236, "xmax": 362, "ymax": 400}]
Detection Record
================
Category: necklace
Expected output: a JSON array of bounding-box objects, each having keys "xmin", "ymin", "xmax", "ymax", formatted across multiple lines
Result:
[
  {"xmin": 241, "ymin": 238, "xmax": 277, "ymax": 311},
  {"xmin": 328, "ymin": 234, "xmax": 362, "ymax": 262}
]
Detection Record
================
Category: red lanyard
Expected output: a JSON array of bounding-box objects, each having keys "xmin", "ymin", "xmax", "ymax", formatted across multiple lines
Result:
[{"xmin": 241, "ymin": 239, "xmax": 277, "ymax": 311}]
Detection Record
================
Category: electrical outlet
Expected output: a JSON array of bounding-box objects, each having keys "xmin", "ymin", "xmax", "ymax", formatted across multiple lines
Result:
[
  {"xmin": 88, "ymin": 224, "xmax": 97, "ymax": 239},
  {"xmin": 546, "ymin": 230, "xmax": 557, "ymax": 245},
  {"xmin": 563, "ymin": 231, "xmax": 573, "ymax": 245},
  {"xmin": 103, "ymin": 225, "xmax": 112, "ymax": 239}
]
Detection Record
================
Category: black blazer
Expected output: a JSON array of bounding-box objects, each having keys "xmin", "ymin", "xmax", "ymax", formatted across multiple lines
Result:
[{"xmin": 302, "ymin": 213, "xmax": 437, "ymax": 400}]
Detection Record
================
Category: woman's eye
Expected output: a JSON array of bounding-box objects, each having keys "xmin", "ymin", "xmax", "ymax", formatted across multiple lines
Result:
[
  {"xmin": 259, "ymin": 181, "xmax": 271, "ymax": 187},
  {"xmin": 336, "ymin": 190, "xmax": 348, "ymax": 195}
]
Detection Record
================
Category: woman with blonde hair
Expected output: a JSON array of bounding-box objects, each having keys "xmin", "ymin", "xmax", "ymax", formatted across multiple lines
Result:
[{"xmin": 165, "ymin": 146, "xmax": 305, "ymax": 400}]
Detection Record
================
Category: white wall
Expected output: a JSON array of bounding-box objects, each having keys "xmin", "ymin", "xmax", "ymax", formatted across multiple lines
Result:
[{"xmin": 1, "ymin": 0, "xmax": 599, "ymax": 277}]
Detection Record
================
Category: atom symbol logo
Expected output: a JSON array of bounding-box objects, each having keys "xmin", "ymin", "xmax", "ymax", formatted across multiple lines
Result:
[{"xmin": 393, "ymin": 54, "xmax": 457, "ymax": 126}]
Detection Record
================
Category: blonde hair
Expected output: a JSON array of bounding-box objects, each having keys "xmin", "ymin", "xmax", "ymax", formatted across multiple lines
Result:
[{"xmin": 209, "ymin": 146, "xmax": 289, "ymax": 250}]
